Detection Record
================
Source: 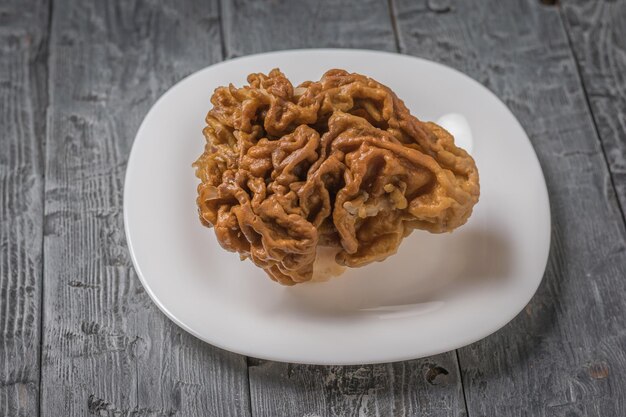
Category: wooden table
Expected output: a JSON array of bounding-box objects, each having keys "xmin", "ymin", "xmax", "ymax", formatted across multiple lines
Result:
[{"xmin": 2, "ymin": 0, "xmax": 625, "ymax": 415}]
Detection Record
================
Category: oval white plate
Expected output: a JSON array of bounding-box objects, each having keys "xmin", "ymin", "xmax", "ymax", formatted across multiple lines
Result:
[{"xmin": 124, "ymin": 49, "xmax": 550, "ymax": 365}]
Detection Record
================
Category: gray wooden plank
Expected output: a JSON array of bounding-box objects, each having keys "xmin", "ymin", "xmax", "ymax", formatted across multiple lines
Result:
[
  {"xmin": 391, "ymin": 0, "xmax": 626, "ymax": 415},
  {"xmin": 0, "ymin": 1, "xmax": 49, "ymax": 416},
  {"xmin": 221, "ymin": 0, "xmax": 398, "ymax": 58},
  {"xmin": 248, "ymin": 357, "xmax": 466, "ymax": 417},
  {"xmin": 41, "ymin": 1, "xmax": 250, "ymax": 416},
  {"xmin": 560, "ymin": 0, "xmax": 626, "ymax": 221},
  {"xmin": 221, "ymin": 1, "xmax": 467, "ymax": 416}
]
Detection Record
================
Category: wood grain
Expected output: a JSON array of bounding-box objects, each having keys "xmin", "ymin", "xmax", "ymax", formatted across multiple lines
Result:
[
  {"xmin": 0, "ymin": 1, "xmax": 49, "ymax": 416},
  {"xmin": 40, "ymin": 1, "xmax": 250, "ymax": 416},
  {"xmin": 3, "ymin": 0, "xmax": 621, "ymax": 416},
  {"xmin": 391, "ymin": 0, "xmax": 626, "ymax": 415},
  {"xmin": 222, "ymin": 1, "xmax": 466, "ymax": 416},
  {"xmin": 560, "ymin": 0, "xmax": 626, "ymax": 220},
  {"xmin": 220, "ymin": 0, "xmax": 397, "ymax": 58},
  {"xmin": 248, "ymin": 357, "xmax": 466, "ymax": 417}
]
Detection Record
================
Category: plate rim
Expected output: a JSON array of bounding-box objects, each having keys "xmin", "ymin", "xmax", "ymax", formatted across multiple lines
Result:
[{"xmin": 123, "ymin": 48, "xmax": 552, "ymax": 365}]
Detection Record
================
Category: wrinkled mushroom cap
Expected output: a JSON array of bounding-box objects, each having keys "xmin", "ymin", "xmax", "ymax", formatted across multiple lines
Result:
[{"xmin": 194, "ymin": 69, "xmax": 479, "ymax": 285}]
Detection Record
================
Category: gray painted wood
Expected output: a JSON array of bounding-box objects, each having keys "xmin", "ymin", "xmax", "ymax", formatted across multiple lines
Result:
[
  {"xmin": 248, "ymin": 357, "xmax": 466, "ymax": 417},
  {"xmin": 222, "ymin": 1, "xmax": 467, "ymax": 416},
  {"xmin": 391, "ymin": 0, "xmax": 626, "ymax": 415},
  {"xmin": 560, "ymin": 0, "xmax": 626, "ymax": 219},
  {"xmin": 0, "ymin": 1, "xmax": 48, "ymax": 416},
  {"xmin": 40, "ymin": 1, "xmax": 250, "ymax": 416},
  {"xmin": 2, "ymin": 0, "xmax": 624, "ymax": 416},
  {"xmin": 220, "ymin": 0, "xmax": 398, "ymax": 58}
]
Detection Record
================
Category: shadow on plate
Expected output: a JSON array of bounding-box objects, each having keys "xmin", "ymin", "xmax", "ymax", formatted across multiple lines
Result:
[{"xmin": 278, "ymin": 227, "xmax": 512, "ymax": 319}]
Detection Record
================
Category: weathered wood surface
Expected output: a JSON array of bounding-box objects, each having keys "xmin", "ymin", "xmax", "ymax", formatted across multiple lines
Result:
[
  {"xmin": 220, "ymin": 0, "xmax": 397, "ymax": 58},
  {"xmin": 1, "ymin": 0, "xmax": 626, "ymax": 416},
  {"xmin": 560, "ymin": 0, "xmax": 626, "ymax": 219},
  {"xmin": 0, "ymin": 1, "xmax": 49, "ymax": 416},
  {"xmin": 40, "ymin": 0, "xmax": 250, "ymax": 416},
  {"xmin": 222, "ymin": 1, "xmax": 467, "ymax": 416},
  {"xmin": 391, "ymin": 0, "xmax": 626, "ymax": 415},
  {"xmin": 248, "ymin": 357, "xmax": 466, "ymax": 417}
]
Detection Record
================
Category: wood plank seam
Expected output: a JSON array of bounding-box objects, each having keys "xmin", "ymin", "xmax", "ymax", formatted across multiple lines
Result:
[
  {"xmin": 37, "ymin": 2, "xmax": 54, "ymax": 416},
  {"xmin": 387, "ymin": 0, "xmax": 402, "ymax": 53},
  {"xmin": 453, "ymin": 350, "xmax": 469, "ymax": 415},
  {"xmin": 245, "ymin": 356, "xmax": 254, "ymax": 417},
  {"xmin": 216, "ymin": 0, "xmax": 228, "ymax": 65}
]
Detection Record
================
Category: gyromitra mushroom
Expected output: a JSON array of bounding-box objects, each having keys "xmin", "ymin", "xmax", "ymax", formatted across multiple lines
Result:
[{"xmin": 194, "ymin": 69, "xmax": 479, "ymax": 285}]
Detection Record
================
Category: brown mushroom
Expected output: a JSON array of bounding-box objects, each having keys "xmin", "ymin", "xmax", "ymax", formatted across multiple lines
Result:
[{"xmin": 193, "ymin": 69, "xmax": 479, "ymax": 285}]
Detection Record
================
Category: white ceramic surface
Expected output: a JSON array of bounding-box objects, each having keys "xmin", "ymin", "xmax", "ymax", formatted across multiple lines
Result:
[{"xmin": 124, "ymin": 49, "xmax": 551, "ymax": 365}]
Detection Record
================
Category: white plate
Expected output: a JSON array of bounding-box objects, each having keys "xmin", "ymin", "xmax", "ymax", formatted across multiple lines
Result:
[{"xmin": 124, "ymin": 49, "xmax": 550, "ymax": 365}]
